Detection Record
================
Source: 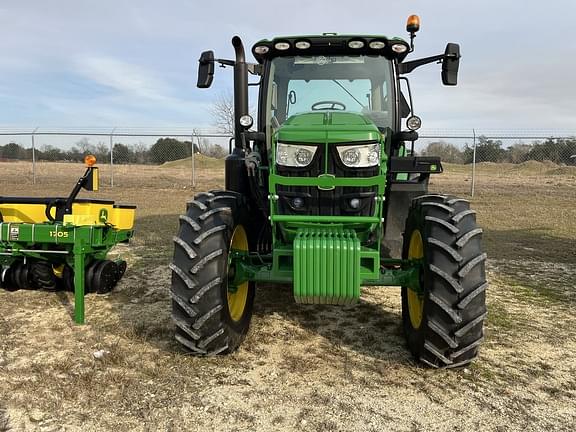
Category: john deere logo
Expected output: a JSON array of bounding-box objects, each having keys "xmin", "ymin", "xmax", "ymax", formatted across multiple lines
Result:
[
  {"xmin": 99, "ymin": 209, "xmax": 108, "ymax": 223},
  {"xmin": 317, "ymin": 174, "xmax": 336, "ymax": 191}
]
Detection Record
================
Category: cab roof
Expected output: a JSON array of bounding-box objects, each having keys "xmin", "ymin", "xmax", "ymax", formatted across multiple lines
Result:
[{"xmin": 251, "ymin": 34, "xmax": 410, "ymax": 63}]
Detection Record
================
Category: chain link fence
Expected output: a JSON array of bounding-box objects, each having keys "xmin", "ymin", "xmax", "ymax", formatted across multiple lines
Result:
[
  {"xmin": 1, "ymin": 128, "xmax": 575, "ymax": 196},
  {"xmin": 417, "ymin": 130, "xmax": 576, "ymax": 196},
  {"xmin": 0, "ymin": 127, "xmax": 231, "ymax": 189}
]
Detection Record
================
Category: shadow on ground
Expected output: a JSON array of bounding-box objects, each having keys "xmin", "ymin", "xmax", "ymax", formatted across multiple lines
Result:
[
  {"xmin": 253, "ymin": 283, "xmax": 410, "ymax": 363},
  {"xmin": 115, "ymin": 275, "xmax": 410, "ymax": 365},
  {"xmin": 483, "ymin": 227, "xmax": 575, "ymax": 263},
  {"xmin": 114, "ymin": 215, "xmax": 410, "ymax": 363}
]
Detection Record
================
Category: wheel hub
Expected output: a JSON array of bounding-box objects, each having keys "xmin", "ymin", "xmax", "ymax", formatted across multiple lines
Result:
[
  {"xmin": 407, "ymin": 230, "xmax": 425, "ymax": 329},
  {"xmin": 227, "ymin": 225, "xmax": 249, "ymax": 322}
]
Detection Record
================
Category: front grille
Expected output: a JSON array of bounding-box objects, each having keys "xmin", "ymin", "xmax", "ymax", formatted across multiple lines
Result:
[{"xmin": 277, "ymin": 143, "xmax": 379, "ymax": 217}]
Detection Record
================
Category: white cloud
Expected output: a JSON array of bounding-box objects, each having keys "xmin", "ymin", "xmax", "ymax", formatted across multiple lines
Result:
[{"xmin": 75, "ymin": 55, "xmax": 170, "ymax": 101}]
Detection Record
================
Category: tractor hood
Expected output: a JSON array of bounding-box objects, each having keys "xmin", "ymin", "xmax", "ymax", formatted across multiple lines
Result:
[{"xmin": 276, "ymin": 111, "xmax": 382, "ymax": 144}]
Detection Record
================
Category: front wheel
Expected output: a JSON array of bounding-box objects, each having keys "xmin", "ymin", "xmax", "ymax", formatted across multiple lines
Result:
[
  {"xmin": 170, "ymin": 191, "xmax": 255, "ymax": 355},
  {"xmin": 401, "ymin": 194, "xmax": 487, "ymax": 368}
]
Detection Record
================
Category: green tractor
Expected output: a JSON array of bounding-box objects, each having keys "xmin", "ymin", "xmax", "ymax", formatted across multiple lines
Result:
[{"xmin": 171, "ymin": 16, "xmax": 487, "ymax": 368}]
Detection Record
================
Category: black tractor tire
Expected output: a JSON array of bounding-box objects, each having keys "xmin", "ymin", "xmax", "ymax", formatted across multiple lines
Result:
[
  {"xmin": 61, "ymin": 265, "xmax": 75, "ymax": 292},
  {"xmin": 401, "ymin": 194, "xmax": 487, "ymax": 368},
  {"xmin": 170, "ymin": 190, "xmax": 256, "ymax": 355},
  {"xmin": 29, "ymin": 261, "xmax": 58, "ymax": 291}
]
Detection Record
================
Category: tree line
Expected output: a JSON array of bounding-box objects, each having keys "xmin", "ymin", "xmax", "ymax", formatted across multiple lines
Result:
[
  {"xmin": 420, "ymin": 136, "xmax": 576, "ymax": 165},
  {"xmin": 2, "ymin": 135, "xmax": 575, "ymax": 166},
  {"xmin": 0, "ymin": 137, "xmax": 227, "ymax": 164}
]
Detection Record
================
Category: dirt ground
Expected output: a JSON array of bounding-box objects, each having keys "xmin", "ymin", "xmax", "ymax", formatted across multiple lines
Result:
[{"xmin": 0, "ymin": 160, "xmax": 575, "ymax": 431}]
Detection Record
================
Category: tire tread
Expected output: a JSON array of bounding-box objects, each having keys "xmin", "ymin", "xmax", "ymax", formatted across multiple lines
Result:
[
  {"xmin": 171, "ymin": 191, "xmax": 254, "ymax": 356},
  {"xmin": 402, "ymin": 194, "xmax": 487, "ymax": 369}
]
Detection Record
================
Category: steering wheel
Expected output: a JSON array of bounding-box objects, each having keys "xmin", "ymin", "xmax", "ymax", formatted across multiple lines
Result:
[{"xmin": 311, "ymin": 101, "xmax": 347, "ymax": 111}]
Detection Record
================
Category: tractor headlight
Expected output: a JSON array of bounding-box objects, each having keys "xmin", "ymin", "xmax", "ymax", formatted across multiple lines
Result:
[
  {"xmin": 254, "ymin": 45, "xmax": 270, "ymax": 54},
  {"xmin": 276, "ymin": 143, "xmax": 318, "ymax": 167},
  {"xmin": 274, "ymin": 41, "xmax": 291, "ymax": 51},
  {"xmin": 391, "ymin": 43, "xmax": 408, "ymax": 54},
  {"xmin": 295, "ymin": 148, "xmax": 313, "ymax": 165},
  {"xmin": 342, "ymin": 148, "xmax": 361, "ymax": 166},
  {"xmin": 348, "ymin": 40, "xmax": 365, "ymax": 49},
  {"xmin": 337, "ymin": 143, "xmax": 381, "ymax": 167},
  {"xmin": 369, "ymin": 40, "xmax": 386, "ymax": 49},
  {"xmin": 295, "ymin": 40, "xmax": 311, "ymax": 49},
  {"xmin": 406, "ymin": 115, "xmax": 422, "ymax": 131},
  {"xmin": 239, "ymin": 114, "xmax": 253, "ymax": 128}
]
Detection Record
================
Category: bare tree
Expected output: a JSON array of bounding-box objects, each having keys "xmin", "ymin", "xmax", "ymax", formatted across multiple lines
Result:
[
  {"xmin": 197, "ymin": 137, "xmax": 212, "ymax": 154},
  {"xmin": 209, "ymin": 89, "xmax": 256, "ymax": 135},
  {"xmin": 196, "ymin": 137, "xmax": 227, "ymax": 159},
  {"xmin": 210, "ymin": 90, "xmax": 235, "ymax": 135},
  {"xmin": 132, "ymin": 142, "xmax": 150, "ymax": 164},
  {"xmin": 76, "ymin": 137, "xmax": 95, "ymax": 154}
]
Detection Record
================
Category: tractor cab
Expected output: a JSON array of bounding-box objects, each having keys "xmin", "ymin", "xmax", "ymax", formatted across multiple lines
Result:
[{"xmin": 197, "ymin": 29, "xmax": 461, "ymax": 255}]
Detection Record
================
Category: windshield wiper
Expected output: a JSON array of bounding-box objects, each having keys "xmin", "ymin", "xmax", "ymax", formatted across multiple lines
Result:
[{"xmin": 332, "ymin": 80, "xmax": 366, "ymax": 109}]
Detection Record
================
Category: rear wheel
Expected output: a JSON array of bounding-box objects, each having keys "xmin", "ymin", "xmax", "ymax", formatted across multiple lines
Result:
[
  {"xmin": 401, "ymin": 194, "xmax": 487, "ymax": 368},
  {"xmin": 29, "ymin": 261, "xmax": 58, "ymax": 291},
  {"xmin": 170, "ymin": 191, "xmax": 255, "ymax": 355}
]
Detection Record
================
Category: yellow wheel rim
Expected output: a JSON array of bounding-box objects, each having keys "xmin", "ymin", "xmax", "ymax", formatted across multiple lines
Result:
[
  {"xmin": 407, "ymin": 230, "xmax": 425, "ymax": 329},
  {"xmin": 52, "ymin": 264, "xmax": 65, "ymax": 279},
  {"xmin": 227, "ymin": 225, "xmax": 249, "ymax": 322}
]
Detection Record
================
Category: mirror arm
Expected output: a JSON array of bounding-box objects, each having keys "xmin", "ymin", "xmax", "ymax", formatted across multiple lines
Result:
[
  {"xmin": 398, "ymin": 54, "xmax": 444, "ymax": 74},
  {"xmin": 393, "ymin": 131, "xmax": 419, "ymax": 142},
  {"xmin": 216, "ymin": 58, "xmax": 235, "ymax": 67}
]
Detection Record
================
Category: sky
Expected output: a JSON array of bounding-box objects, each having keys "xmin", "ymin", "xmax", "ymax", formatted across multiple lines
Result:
[{"xmin": 1, "ymin": 0, "xmax": 576, "ymax": 134}]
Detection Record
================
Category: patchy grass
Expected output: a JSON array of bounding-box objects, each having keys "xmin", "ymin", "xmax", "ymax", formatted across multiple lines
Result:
[
  {"xmin": 0, "ymin": 161, "xmax": 575, "ymax": 431},
  {"xmin": 161, "ymin": 154, "xmax": 225, "ymax": 170}
]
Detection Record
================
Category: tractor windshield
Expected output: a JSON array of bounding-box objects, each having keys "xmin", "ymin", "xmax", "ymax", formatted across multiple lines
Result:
[{"xmin": 265, "ymin": 55, "xmax": 394, "ymax": 132}]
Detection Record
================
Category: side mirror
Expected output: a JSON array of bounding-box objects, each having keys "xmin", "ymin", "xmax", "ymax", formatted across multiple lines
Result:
[
  {"xmin": 197, "ymin": 51, "xmax": 215, "ymax": 88},
  {"xmin": 442, "ymin": 43, "xmax": 460, "ymax": 86}
]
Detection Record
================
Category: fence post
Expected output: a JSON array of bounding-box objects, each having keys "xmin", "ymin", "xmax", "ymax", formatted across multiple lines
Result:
[
  {"xmin": 193, "ymin": 134, "xmax": 199, "ymax": 188},
  {"xmin": 471, "ymin": 128, "xmax": 477, "ymax": 198},
  {"xmin": 110, "ymin": 127, "xmax": 116, "ymax": 187},
  {"xmin": 190, "ymin": 134, "xmax": 195, "ymax": 188},
  {"xmin": 31, "ymin": 127, "xmax": 38, "ymax": 185}
]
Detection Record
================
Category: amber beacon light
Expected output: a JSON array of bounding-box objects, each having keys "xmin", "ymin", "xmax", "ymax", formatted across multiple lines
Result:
[
  {"xmin": 84, "ymin": 154, "xmax": 97, "ymax": 167},
  {"xmin": 406, "ymin": 15, "xmax": 421, "ymax": 33}
]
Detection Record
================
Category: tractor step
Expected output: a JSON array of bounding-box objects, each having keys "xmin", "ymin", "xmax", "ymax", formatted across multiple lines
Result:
[{"xmin": 293, "ymin": 228, "xmax": 361, "ymax": 305}]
